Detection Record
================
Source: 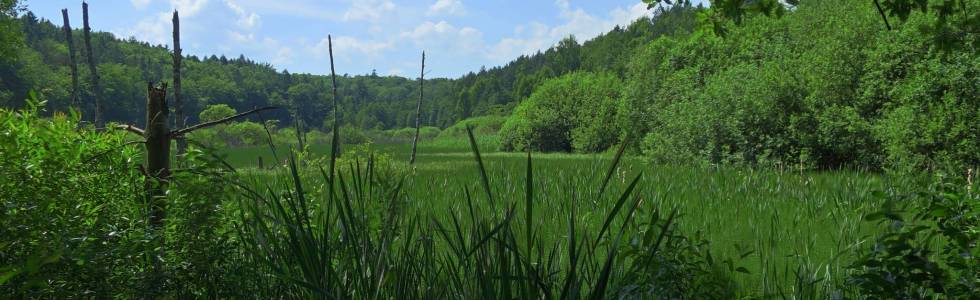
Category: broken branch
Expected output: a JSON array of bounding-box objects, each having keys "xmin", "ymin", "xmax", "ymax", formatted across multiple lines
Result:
[
  {"xmin": 116, "ymin": 124, "xmax": 146, "ymax": 136},
  {"xmin": 170, "ymin": 106, "xmax": 279, "ymax": 137}
]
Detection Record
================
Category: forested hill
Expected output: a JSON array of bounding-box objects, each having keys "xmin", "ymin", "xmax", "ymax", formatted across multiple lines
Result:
[{"xmin": 0, "ymin": 4, "xmax": 698, "ymax": 130}]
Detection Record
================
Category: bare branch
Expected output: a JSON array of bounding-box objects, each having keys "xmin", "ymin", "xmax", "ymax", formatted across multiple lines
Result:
[
  {"xmin": 84, "ymin": 139, "xmax": 145, "ymax": 164},
  {"xmin": 171, "ymin": 106, "xmax": 279, "ymax": 137},
  {"xmin": 873, "ymin": 0, "xmax": 892, "ymax": 31},
  {"xmin": 116, "ymin": 124, "xmax": 146, "ymax": 136}
]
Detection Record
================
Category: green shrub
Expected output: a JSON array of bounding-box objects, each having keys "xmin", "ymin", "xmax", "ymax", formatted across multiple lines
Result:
[
  {"xmin": 438, "ymin": 115, "xmax": 507, "ymax": 138},
  {"xmin": 848, "ymin": 176, "xmax": 979, "ymax": 298},
  {"xmin": 384, "ymin": 126, "xmax": 441, "ymax": 141},
  {"xmin": 0, "ymin": 99, "xmax": 143, "ymax": 297},
  {"xmin": 500, "ymin": 72, "xmax": 623, "ymax": 152},
  {"xmin": 862, "ymin": 20, "xmax": 980, "ymax": 173}
]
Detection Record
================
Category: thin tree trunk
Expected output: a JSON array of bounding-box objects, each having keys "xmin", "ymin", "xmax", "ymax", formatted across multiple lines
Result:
[
  {"xmin": 82, "ymin": 2, "xmax": 102, "ymax": 127},
  {"xmin": 410, "ymin": 51, "xmax": 425, "ymax": 165},
  {"xmin": 61, "ymin": 9, "xmax": 80, "ymax": 110},
  {"xmin": 144, "ymin": 82, "xmax": 169, "ymax": 295},
  {"xmin": 172, "ymin": 10, "xmax": 186, "ymax": 154}
]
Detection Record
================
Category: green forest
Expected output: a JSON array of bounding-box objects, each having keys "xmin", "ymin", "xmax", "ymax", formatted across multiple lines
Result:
[{"xmin": 2, "ymin": 0, "xmax": 978, "ymax": 298}]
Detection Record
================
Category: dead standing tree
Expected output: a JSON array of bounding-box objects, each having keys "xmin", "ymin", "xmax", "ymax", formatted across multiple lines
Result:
[
  {"xmin": 117, "ymin": 83, "xmax": 276, "ymax": 289},
  {"xmin": 82, "ymin": 2, "xmax": 103, "ymax": 127},
  {"xmin": 61, "ymin": 9, "xmax": 80, "ymax": 109},
  {"xmin": 172, "ymin": 11, "xmax": 186, "ymax": 155},
  {"xmin": 410, "ymin": 51, "xmax": 425, "ymax": 165},
  {"xmin": 118, "ymin": 86, "xmax": 277, "ymax": 222}
]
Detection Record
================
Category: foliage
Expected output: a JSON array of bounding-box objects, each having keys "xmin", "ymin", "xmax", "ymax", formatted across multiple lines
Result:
[
  {"xmin": 500, "ymin": 72, "xmax": 623, "ymax": 152},
  {"xmin": 0, "ymin": 96, "xmax": 143, "ymax": 297},
  {"xmin": 235, "ymin": 128, "xmax": 739, "ymax": 298},
  {"xmin": 383, "ymin": 126, "xmax": 441, "ymax": 141},
  {"xmin": 198, "ymin": 103, "xmax": 236, "ymax": 122},
  {"xmin": 0, "ymin": 96, "xmax": 270, "ymax": 298},
  {"xmin": 438, "ymin": 115, "xmax": 506, "ymax": 138},
  {"xmin": 0, "ymin": 0, "xmax": 22, "ymax": 64},
  {"xmin": 626, "ymin": 0, "xmax": 979, "ymax": 171},
  {"xmin": 849, "ymin": 175, "xmax": 979, "ymax": 298}
]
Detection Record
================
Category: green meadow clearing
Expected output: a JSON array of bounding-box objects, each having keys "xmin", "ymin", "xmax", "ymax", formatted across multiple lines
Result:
[{"xmin": 220, "ymin": 139, "xmax": 905, "ymax": 296}]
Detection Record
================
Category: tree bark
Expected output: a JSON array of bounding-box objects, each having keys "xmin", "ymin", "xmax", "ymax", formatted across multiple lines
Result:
[
  {"xmin": 143, "ymin": 82, "xmax": 169, "ymax": 295},
  {"xmin": 172, "ymin": 10, "xmax": 186, "ymax": 154},
  {"xmin": 82, "ymin": 2, "xmax": 103, "ymax": 127},
  {"xmin": 145, "ymin": 82, "xmax": 170, "ymax": 230},
  {"xmin": 410, "ymin": 51, "xmax": 425, "ymax": 165},
  {"xmin": 61, "ymin": 9, "xmax": 80, "ymax": 110}
]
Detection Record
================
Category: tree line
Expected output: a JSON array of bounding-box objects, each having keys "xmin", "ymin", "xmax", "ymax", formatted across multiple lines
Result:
[{"xmin": 0, "ymin": 3, "xmax": 690, "ymax": 133}]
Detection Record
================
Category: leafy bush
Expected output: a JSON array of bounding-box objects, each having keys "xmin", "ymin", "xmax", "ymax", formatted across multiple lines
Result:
[
  {"xmin": 383, "ymin": 126, "xmax": 441, "ymax": 141},
  {"xmin": 849, "ymin": 176, "xmax": 978, "ymax": 298},
  {"xmin": 0, "ymin": 98, "xmax": 143, "ymax": 297},
  {"xmin": 863, "ymin": 19, "xmax": 980, "ymax": 173},
  {"xmin": 438, "ymin": 115, "xmax": 507, "ymax": 138},
  {"xmin": 500, "ymin": 72, "xmax": 623, "ymax": 152},
  {"xmin": 0, "ymin": 97, "xmax": 266, "ymax": 298},
  {"xmin": 627, "ymin": 0, "xmax": 979, "ymax": 172}
]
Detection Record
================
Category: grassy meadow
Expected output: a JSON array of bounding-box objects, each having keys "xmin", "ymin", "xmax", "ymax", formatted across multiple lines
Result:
[{"xmin": 221, "ymin": 137, "xmax": 907, "ymax": 296}]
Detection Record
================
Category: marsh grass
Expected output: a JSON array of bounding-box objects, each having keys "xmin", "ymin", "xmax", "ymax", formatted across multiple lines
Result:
[{"xmin": 233, "ymin": 127, "xmax": 759, "ymax": 298}]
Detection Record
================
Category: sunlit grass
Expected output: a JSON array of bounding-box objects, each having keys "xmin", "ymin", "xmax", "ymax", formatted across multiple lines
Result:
[{"xmin": 228, "ymin": 135, "xmax": 903, "ymax": 297}]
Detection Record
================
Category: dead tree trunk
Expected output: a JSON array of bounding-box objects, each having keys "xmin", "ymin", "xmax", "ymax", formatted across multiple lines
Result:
[
  {"xmin": 143, "ymin": 82, "xmax": 169, "ymax": 294},
  {"xmin": 61, "ymin": 9, "xmax": 80, "ymax": 109},
  {"xmin": 145, "ymin": 82, "xmax": 170, "ymax": 230},
  {"xmin": 113, "ymin": 82, "xmax": 277, "ymax": 294},
  {"xmin": 410, "ymin": 51, "xmax": 425, "ymax": 165},
  {"xmin": 82, "ymin": 2, "xmax": 103, "ymax": 127},
  {"xmin": 172, "ymin": 11, "xmax": 186, "ymax": 155}
]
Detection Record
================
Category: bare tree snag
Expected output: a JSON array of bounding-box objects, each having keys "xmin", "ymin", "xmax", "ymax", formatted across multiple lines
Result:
[
  {"xmin": 143, "ymin": 82, "xmax": 169, "ymax": 295},
  {"xmin": 171, "ymin": 106, "xmax": 278, "ymax": 137},
  {"xmin": 145, "ymin": 82, "xmax": 170, "ymax": 231},
  {"xmin": 61, "ymin": 9, "xmax": 80, "ymax": 109},
  {"xmin": 172, "ymin": 10, "xmax": 186, "ymax": 155},
  {"xmin": 410, "ymin": 51, "xmax": 425, "ymax": 165},
  {"xmin": 82, "ymin": 2, "xmax": 103, "ymax": 127}
]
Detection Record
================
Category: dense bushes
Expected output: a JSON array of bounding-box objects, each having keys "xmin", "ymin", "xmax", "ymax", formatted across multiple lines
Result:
[
  {"xmin": 0, "ymin": 99, "xmax": 143, "ymax": 297},
  {"xmin": 849, "ymin": 176, "xmax": 978, "ymax": 297},
  {"xmin": 0, "ymin": 100, "xmax": 261, "ymax": 298},
  {"xmin": 500, "ymin": 72, "xmax": 623, "ymax": 152},
  {"xmin": 438, "ymin": 115, "xmax": 506, "ymax": 138},
  {"xmin": 619, "ymin": 0, "xmax": 979, "ymax": 171}
]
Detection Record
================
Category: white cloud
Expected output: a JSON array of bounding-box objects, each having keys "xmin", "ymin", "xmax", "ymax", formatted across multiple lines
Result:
[
  {"xmin": 489, "ymin": 0, "xmax": 653, "ymax": 63},
  {"xmin": 343, "ymin": 0, "xmax": 396, "ymax": 22},
  {"xmin": 131, "ymin": 0, "xmax": 152, "ymax": 10},
  {"xmin": 119, "ymin": 0, "xmax": 212, "ymax": 46},
  {"xmin": 313, "ymin": 36, "xmax": 394, "ymax": 61},
  {"xmin": 427, "ymin": 0, "xmax": 466, "ymax": 17},
  {"xmin": 228, "ymin": 31, "xmax": 255, "ymax": 43},
  {"xmin": 401, "ymin": 21, "xmax": 483, "ymax": 54},
  {"xmin": 272, "ymin": 46, "xmax": 294, "ymax": 65},
  {"xmin": 170, "ymin": 0, "xmax": 209, "ymax": 16},
  {"xmin": 224, "ymin": 0, "xmax": 260, "ymax": 29},
  {"xmin": 122, "ymin": 12, "xmax": 172, "ymax": 45}
]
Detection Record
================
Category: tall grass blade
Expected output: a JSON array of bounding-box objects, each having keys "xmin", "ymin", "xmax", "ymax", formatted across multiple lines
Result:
[
  {"xmin": 466, "ymin": 126, "xmax": 494, "ymax": 209},
  {"xmin": 598, "ymin": 139, "xmax": 629, "ymax": 199}
]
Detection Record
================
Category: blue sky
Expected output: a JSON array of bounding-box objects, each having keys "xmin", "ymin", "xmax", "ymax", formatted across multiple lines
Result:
[{"xmin": 25, "ymin": 0, "xmax": 705, "ymax": 78}]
